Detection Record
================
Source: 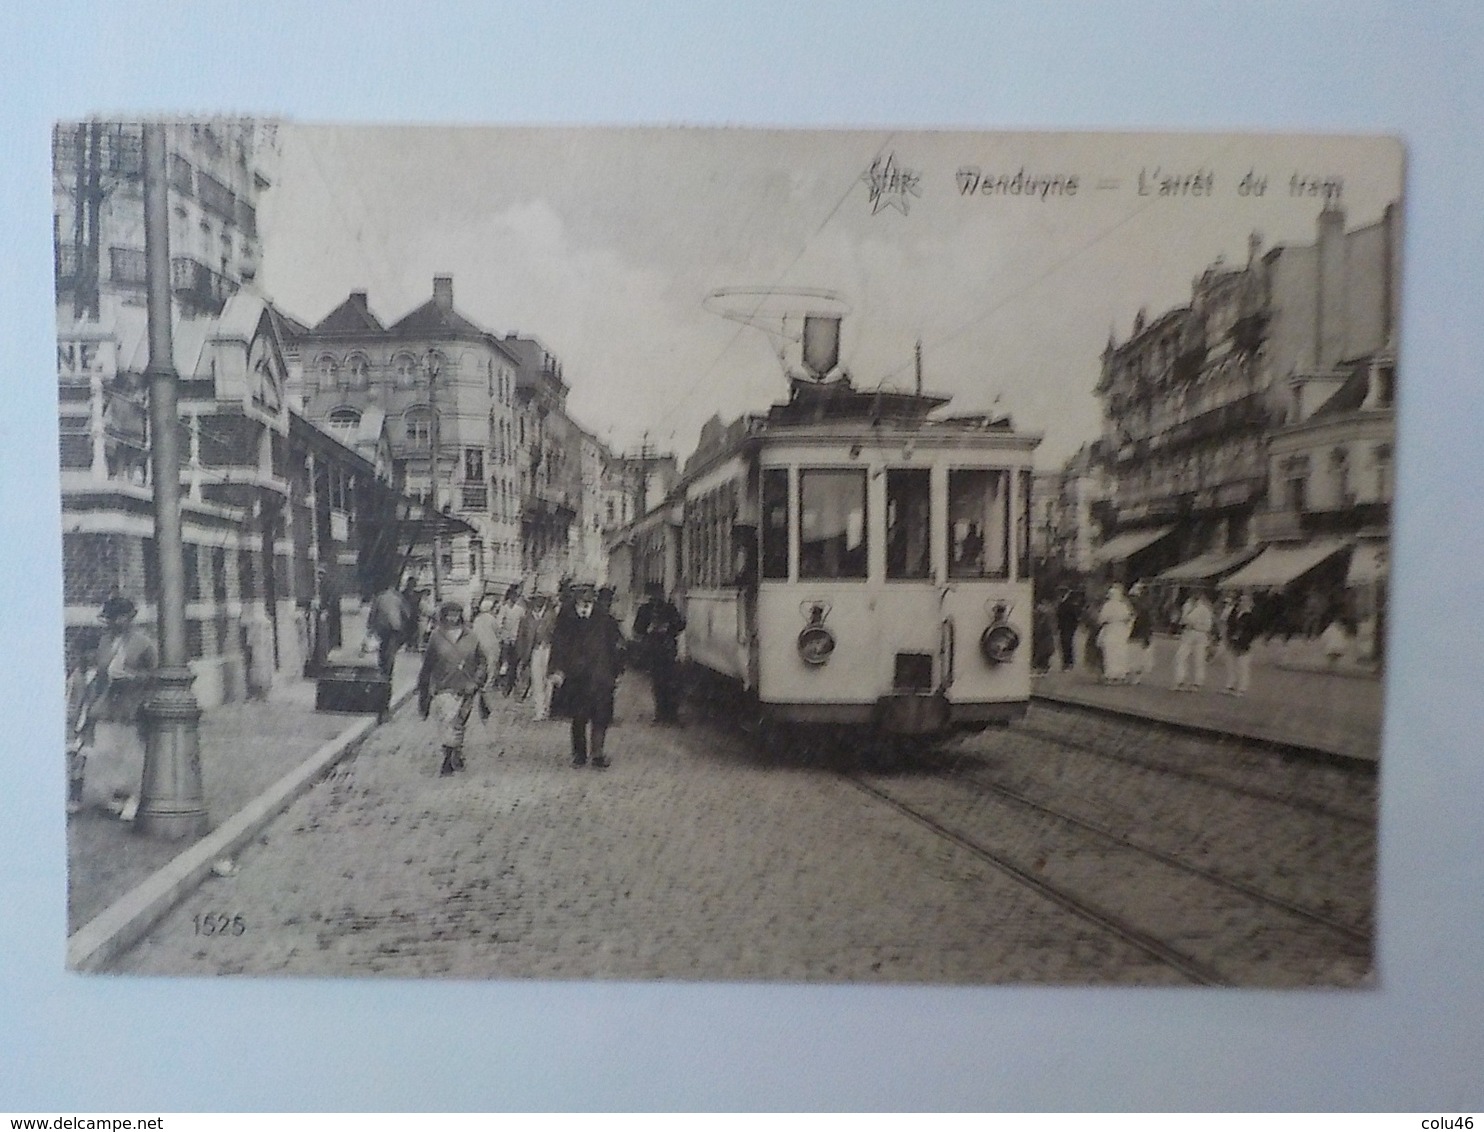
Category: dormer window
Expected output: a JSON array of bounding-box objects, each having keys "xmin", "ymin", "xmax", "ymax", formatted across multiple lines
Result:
[{"xmin": 393, "ymin": 353, "xmax": 419, "ymax": 388}]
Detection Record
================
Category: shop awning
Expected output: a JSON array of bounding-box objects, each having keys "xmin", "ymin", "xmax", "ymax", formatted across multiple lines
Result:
[
  {"xmin": 1346, "ymin": 542, "xmax": 1389, "ymax": 586},
  {"xmin": 394, "ymin": 507, "xmax": 475, "ymax": 543},
  {"xmin": 1218, "ymin": 539, "xmax": 1352, "ymax": 590},
  {"xmin": 1092, "ymin": 525, "xmax": 1174, "ymax": 565},
  {"xmin": 1157, "ymin": 545, "xmax": 1264, "ymax": 584}
]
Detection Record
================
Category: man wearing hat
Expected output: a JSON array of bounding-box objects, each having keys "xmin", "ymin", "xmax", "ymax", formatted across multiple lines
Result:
[
  {"xmin": 417, "ymin": 601, "xmax": 491, "ymax": 776},
  {"xmin": 633, "ymin": 581, "xmax": 686, "ymax": 725},
  {"xmin": 78, "ymin": 593, "xmax": 157, "ymax": 821},
  {"xmin": 549, "ymin": 582, "xmax": 626, "ymax": 768}
]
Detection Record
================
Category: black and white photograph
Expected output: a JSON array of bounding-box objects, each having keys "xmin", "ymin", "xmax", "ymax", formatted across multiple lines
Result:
[{"xmin": 55, "ymin": 122, "xmax": 1400, "ymax": 987}]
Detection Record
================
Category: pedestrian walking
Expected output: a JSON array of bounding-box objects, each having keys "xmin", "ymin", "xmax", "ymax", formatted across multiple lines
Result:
[
  {"xmin": 1172, "ymin": 590, "xmax": 1215, "ymax": 691},
  {"xmin": 1055, "ymin": 587, "xmax": 1082, "ymax": 671},
  {"xmin": 527, "ymin": 595, "xmax": 558, "ymax": 720},
  {"xmin": 398, "ymin": 577, "xmax": 422, "ymax": 652},
  {"xmin": 1096, "ymin": 583, "xmax": 1134, "ymax": 683},
  {"xmin": 549, "ymin": 583, "xmax": 626, "ymax": 768},
  {"xmin": 1031, "ymin": 595, "xmax": 1057, "ymax": 674},
  {"xmin": 1223, "ymin": 592, "xmax": 1259, "ymax": 695},
  {"xmin": 78, "ymin": 593, "xmax": 157, "ymax": 821},
  {"xmin": 494, "ymin": 584, "xmax": 525, "ymax": 696},
  {"xmin": 1127, "ymin": 581, "xmax": 1154, "ymax": 684},
  {"xmin": 417, "ymin": 601, "xmax": 490, "ymax": 776},
  {"xmin": 367, "ymin": 581, "xmax": 410, "ymax": 679},
  {"xmin": 1320, "ymin": 615, "xmax": 1352, "ymax": 668},
  {"xmin": 633, "ymin": 581, "xmax": 686, "ymax": 724},
  {"xmin": 513, "ymin": 595, "xmax": 538, "ymax": 700},
  {"xmin": 469, "ymin": 593, "xmax": 501, "ymax": 720}
]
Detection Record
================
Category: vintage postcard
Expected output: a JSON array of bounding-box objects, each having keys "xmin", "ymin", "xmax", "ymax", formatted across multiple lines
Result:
[{"xmin": 56, "ymin": 123, "xmax": 1398, "ymax": 984}]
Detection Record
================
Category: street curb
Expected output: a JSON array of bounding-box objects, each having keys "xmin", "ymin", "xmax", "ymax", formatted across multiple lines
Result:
[
  {"xmin": 66, "ymin": 683, "xmax": 416, "ymax": 973},
  {"xmin": 1029, "ymin": 689, "xmax": 1378, "ymax": 772}
]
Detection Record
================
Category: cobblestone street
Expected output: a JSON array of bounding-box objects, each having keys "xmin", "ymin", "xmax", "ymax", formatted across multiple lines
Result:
[{"xmin": 115, "ymin": 679, "xmax": 1187, "ymax": 983}]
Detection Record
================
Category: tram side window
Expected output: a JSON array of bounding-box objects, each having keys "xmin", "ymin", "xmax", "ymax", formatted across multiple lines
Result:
[
  {"xmin": 799, "ymin": 468, "xmax": 867, "ymax": 580},
  {"xmin": 948, "ymin": 469, "xmax": 1010, "ymax": 579},
  {"xmin": 761, "ymin": 468, "xmax": 789, "ymax": 580},
  {"xmin": 1017, "ymin": 470, "xmax": 1033, "ymax": 580},
  {"xmin": 886, "ymin": 468, "xmax": 932, "ymax": 580}
]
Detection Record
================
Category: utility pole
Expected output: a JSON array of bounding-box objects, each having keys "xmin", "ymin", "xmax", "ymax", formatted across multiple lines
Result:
[
  {"xmin": 427, "ymin": 349, "xmax": 443, "ymax": 605},
  {"xmin": 137, "ymin": 122, "xmax": 207, "ymax": 840}
]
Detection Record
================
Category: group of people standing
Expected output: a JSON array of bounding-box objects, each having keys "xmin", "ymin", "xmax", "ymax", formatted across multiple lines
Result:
[
  {"xmin": 1035, "ymin": 582, "xmax": 1261, "ymax": 696},
  {"xmin": 410, "ymin": 579, "xmax": 686, "ymax": 777}
]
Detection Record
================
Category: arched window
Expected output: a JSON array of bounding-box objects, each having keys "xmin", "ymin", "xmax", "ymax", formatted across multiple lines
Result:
[
  {"xmin": 346, "ymin": 353, "xmax": 371, "ymax": 390},
  {"xmin": 326, "ymin": 407, "xmax": 361, "ymax": 434},
  {"xmin": 393, "ymin": 352, "xmax": 419, "ymax": 388},
  {"xmin": 404, "ymin": 406, "xmax": 433, "ymax": 450},
  {"xmin": 315, "ymin": 354, "xmax": 339, "ymax": 391}
]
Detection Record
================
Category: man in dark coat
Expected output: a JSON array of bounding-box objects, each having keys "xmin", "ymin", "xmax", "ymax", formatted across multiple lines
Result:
[
  {"xmin": 1055, "ymin": 587, "xmax": 1083, "ymax": 671},
  {"xmin": 549, "ymin": 584, "xmax": 626, "ymax": 768},
  {"xmin": 632, "ymin": 581, "xmax": 686, "ymax": 724}
]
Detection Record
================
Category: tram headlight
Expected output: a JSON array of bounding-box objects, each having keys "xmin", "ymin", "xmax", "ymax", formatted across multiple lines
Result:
[
  {"xmin": 979, "ymin": 601, "xmax": 1020, "ymax": 665},
  {"xmin": 797, "ymin": 625, "xmax": 837, "ymax": 666},
  {"xmin": 798, "ymin": 599, "xmax": 835, "ymax": 666}
]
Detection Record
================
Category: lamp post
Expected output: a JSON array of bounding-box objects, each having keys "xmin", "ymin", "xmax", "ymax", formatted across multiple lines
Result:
[
  {"xmin": 137, "ymin": 122, "xmax": 207, "ymax": 840},
  {"xmin": 427, "ymin": 348, "xmax": 443, "ymax": 605}
]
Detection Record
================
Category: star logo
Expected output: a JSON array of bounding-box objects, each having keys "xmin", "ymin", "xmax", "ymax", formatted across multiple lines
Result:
[{"xmin": 862, "ymin": 153, "xmax": 922, "ymax": 215}]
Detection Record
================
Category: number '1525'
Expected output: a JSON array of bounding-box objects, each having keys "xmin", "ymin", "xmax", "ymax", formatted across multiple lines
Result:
[{"xmin": 193, "ymin": 913, "xmax": 246, "ymax": 936}]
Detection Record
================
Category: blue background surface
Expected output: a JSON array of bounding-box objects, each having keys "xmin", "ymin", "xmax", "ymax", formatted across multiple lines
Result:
[{"xmin": 3, "ymin": 0, "xmax": 1481, "ymax": 1111}]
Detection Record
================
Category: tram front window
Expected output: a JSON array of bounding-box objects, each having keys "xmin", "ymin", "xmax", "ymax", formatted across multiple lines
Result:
[
  {"xmin": 886, "ymin": 468, "xmax": 931, "ymax": 580},
  {"xmin": 799, "ymin": 468, "xmax": 867, "ymax": 579},
  {"xmin": 948, "ymin": 468, "xmax": 1010, "ymax": 579},
  {"xmin": 761, "ymin": 467, "xmax": 789, "ymax": 580}
]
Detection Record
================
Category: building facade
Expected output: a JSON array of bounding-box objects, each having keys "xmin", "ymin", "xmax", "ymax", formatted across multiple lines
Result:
[
  {"xmin": 1096, "ymin": 203, "xmax": 1400, "ymax": 587},
  {"xmin": 290, "ymin": 288, "xmax": 620, "ymax": 602},
  {"xmin": 54, "ymin": 120, "xmax": 452, "ymax": 705},
  {"xmin": 1031, "ymin": 443, "xmax": 1112, "ymax": 578},
  {"xmin": 288, "ymin": 278, "xmax": 525, "ymax": 605}
]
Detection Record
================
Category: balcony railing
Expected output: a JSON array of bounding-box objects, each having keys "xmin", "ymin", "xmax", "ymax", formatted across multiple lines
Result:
[
  {"xmin": 171, "ymin": 255, "xmax": 239, "ymax": 315},
  {"xmin": 1253, "ymin": 508, "xmax": 1304, "ymax": 542},
  {"xmin": 109, "ymin": 246, "xmax": 147, "ymax": 287},
  {"xmin": 196, "ymin": 171, "xmax": 236, "ymax": 221},
  {"xmin": 460, "ymin": 484, "xmax": 489, "ymax": 513}
]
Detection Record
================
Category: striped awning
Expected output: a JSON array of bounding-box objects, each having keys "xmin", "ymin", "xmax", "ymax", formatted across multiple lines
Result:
[
  {"xmin": 1218, "ymin": 540, "xmax": 1352, "ymax": 590},
  {"xmin": 1157, "ymin": 545, "xmax": 1264, "ymax": 584},
  {"xmin": 1092, "ymin": 525, "xmax": 1174, "ymax": 565}
]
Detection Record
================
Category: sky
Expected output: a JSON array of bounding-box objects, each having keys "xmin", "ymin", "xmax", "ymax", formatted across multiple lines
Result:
[{"xmin": 256, "ymin": 125, "xmax": 1402, "ymax": 469}]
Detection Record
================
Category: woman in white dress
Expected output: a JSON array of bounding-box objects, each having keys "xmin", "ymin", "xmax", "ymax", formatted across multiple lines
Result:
[{"xmin": 1097, "ymin": 583, "xmax": 1134, "ymax": 683}]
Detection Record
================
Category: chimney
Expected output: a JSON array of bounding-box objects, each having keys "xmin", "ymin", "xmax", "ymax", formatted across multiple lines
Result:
[
  {"xmin": 1315, "ymin": 206, "xmax": 1346, "ymax": 370},
  {"xmin": 433, "ymin": 275, "xmax": 454, "ymax": 312},
  {"xmin": 350, "ymin": 290, "xmax": 368, "ymax": 306}
]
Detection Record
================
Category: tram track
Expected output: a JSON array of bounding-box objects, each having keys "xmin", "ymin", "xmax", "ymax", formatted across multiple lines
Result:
[
  {"xmin": 938, "ymin": 759, "xmax": 1369, "ymax": 945},
  {"xmin": 843, "ymin": 740, "xmax": 1374, "ymax": 986},
  {"xmin": 1016, "ymin": 706, "xmax": 1374, "ymax": 827},
  {"xmin": 844, "ymin": 775, "xmax": 1229, "ymax": 986}
]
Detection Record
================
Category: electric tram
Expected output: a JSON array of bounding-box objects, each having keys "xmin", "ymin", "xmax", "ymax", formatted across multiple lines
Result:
[{"xmin": 612, "ymin": 303, "xmax": 1040, "ymax": 741}]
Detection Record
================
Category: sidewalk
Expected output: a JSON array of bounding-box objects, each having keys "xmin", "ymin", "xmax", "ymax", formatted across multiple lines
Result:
[
  {"xmin": 67, "ymin": 650, "xmax": 418, "ymax": 935},
  {"xmin": 1033, "ymin": 634, "xmax": 1384, "ymax": 763}
]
